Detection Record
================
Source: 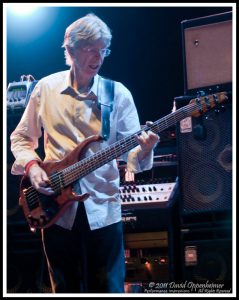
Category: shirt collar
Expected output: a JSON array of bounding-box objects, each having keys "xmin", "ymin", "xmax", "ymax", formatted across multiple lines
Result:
[{"xmin": 60, "ymin": 69, "xmax": 100, "ymax": 100}]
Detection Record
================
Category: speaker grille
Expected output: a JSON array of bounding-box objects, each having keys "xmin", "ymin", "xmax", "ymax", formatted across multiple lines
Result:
[
  {"xmin": 177, "ymin": 105, "xmax": 232, "ymax": 214},
  {"xmin": 181, "ymin": 11, "xmax": 232, "ymax": 94},
  {"xmin": 183, "ymin": 239, "xmax": 232, "ymax": 282}
]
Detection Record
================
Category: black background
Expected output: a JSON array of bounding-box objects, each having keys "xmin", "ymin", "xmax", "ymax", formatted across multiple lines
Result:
[
  {"xmin": 7, "ymin": 5, "xmax": 232, "ymax": 123},
  {"xmin": 5, "ymin": 4, "xmax": 234, "ymax": 294}
]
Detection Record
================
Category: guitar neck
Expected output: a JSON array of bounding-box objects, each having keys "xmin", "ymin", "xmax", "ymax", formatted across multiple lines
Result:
[
  {"xmin": 59, "ymin": 104, "xmax": 190, "ymax": 187},
  {"xmin": 55, "ymin": 91, "xmax": 227, "ymax": 188}
]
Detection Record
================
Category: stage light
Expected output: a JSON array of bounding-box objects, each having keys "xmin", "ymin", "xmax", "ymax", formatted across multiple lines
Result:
[{"xmin": 8, "ymin": 5, "xmax": 37, "ymax": 16}]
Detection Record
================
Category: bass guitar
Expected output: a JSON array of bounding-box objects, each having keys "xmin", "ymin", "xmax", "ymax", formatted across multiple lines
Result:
[{"xmin": 19, "ymin": 91, "xmax": 228, "ymax": 231}]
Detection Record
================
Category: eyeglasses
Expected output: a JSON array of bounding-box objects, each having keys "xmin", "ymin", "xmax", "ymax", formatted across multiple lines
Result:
[{"xmin": 81, "ymin": 46, "xmax": 111, "ymax": 57}]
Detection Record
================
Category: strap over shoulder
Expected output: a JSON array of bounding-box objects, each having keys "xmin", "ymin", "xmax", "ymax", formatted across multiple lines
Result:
[{"xmin": 97, "ymin": 76, "xmax": 115, "ymax": 140}]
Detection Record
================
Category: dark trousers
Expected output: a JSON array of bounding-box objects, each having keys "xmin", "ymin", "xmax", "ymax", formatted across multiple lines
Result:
[{"xmin": 41, "ymin": 202, "xmax": 125, "ymax": 293}]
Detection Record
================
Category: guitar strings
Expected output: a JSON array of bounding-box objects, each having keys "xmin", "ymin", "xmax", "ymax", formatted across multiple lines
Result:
[
  {"xmin": 53, "ymin": 93, "xmax": 226, "ymax": 186},
  {"xmin": 24, "ymin": 100, "xmax": 201, "ymax": 205},
  {"xmin": 61, "ymin": 105, "xmax": 188, "ymax": 186},
  {"xmin": 24, "ymin": 93, "xmax": 226, "ymax": 207}
]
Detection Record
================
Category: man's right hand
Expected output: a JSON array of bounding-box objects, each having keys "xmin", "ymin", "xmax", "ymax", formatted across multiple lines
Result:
[{"xmin": 28, "ymin": 163, "xmax": 55, "ymax": 195}]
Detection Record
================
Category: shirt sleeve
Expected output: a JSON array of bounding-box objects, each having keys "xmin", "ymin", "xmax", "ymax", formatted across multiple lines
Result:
[
  {"xmin": 10, "ymin": 83, "xmax": 43, "ymax": 175},
  {"xmin": 127, "ymin": 145, "xmax": 154, "ymax": 173},
  {"xmin": 114, "ymin": 82, "xmax": 154, "ymax": 173}
]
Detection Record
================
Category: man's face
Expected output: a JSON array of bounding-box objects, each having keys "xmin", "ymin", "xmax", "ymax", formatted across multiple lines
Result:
[{"xmin": 71, "ymin": 39, "xmax": 109, "ymax": 78}]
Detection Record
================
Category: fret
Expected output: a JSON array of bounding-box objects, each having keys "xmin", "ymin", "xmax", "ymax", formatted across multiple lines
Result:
[
  {"xmin": 57, "ymin": 92, "xmax": 228, "ymax": 188},
  {"xmin": 20, "ymin": 91, "xmax": 228, "ymax": 230}
]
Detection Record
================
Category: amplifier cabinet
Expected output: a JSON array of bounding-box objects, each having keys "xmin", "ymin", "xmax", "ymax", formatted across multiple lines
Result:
[
  {"xmin": 181, "ymin": 11, "xmax": 232, "ymax": 94},
  {"xmin": 181, "ymin": 225, "xmax": 232, "ymax": 289}
]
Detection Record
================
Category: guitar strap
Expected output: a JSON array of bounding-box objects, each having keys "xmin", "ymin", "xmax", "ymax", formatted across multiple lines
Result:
[{"xmin": 97, "ymin": 76, "xmax": 114, "ymax": 140}]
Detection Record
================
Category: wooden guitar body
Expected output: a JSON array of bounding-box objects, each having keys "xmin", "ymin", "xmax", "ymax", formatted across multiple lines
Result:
[
  {"xmin": 20, "ymin": 135, "xmax": 102, "ymax": 230},
  {"xmin": 18, "ymin": 91, "xmax": 228, "ymax": 231}
]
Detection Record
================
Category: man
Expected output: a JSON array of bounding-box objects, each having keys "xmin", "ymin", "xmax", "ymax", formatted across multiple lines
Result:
[{"xmin": 10, "ymin": 13, "xmax": 159, "ymax": 293}]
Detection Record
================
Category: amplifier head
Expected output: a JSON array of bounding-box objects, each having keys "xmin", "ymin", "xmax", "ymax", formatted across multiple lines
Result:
[{"xmin": 181, "ymin": 11, "xmax": 232, "ymax": 95}]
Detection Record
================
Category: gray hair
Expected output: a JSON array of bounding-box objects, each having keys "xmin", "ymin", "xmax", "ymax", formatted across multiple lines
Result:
[{"xmin": 62, "ymin": 13, "xmax": 112, "ymax": 66}]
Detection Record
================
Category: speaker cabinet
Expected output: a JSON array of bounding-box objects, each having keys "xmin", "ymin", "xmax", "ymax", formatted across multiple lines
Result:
[
  {"xmin": 177, "ymin": 103, "xmax": 232, "ymax": 215},
  {"xmin": 181, "ymin": 11, "xmax": 232, "ymax": 94},
  {"xmin": 181, "ymin": 226, "xmax": 232, "ymax": 288}
]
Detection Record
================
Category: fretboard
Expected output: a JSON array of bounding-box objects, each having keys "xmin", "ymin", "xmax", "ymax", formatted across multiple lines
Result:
[
  {"xmin": 51, "ymin": 91, "xmax": 227, "ymax": 189},
  {"xmin": 59, "ymin": 103, "xmax": 192, "ymax": 187}
]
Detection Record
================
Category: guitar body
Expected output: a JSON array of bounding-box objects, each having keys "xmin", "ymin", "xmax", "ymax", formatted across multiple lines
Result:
[
  {"xmin": 18, "ymin": 91, "xmax": 228, "ymax": 231},
  {"xmin": 19, "ymin": 135, "xmax": 102, "ymax": 230}
]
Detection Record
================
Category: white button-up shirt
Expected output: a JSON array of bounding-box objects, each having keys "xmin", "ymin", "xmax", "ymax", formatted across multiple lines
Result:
[{"xmin": 10, "ymin": 70, "xmax": 154, "ymax": 230}]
